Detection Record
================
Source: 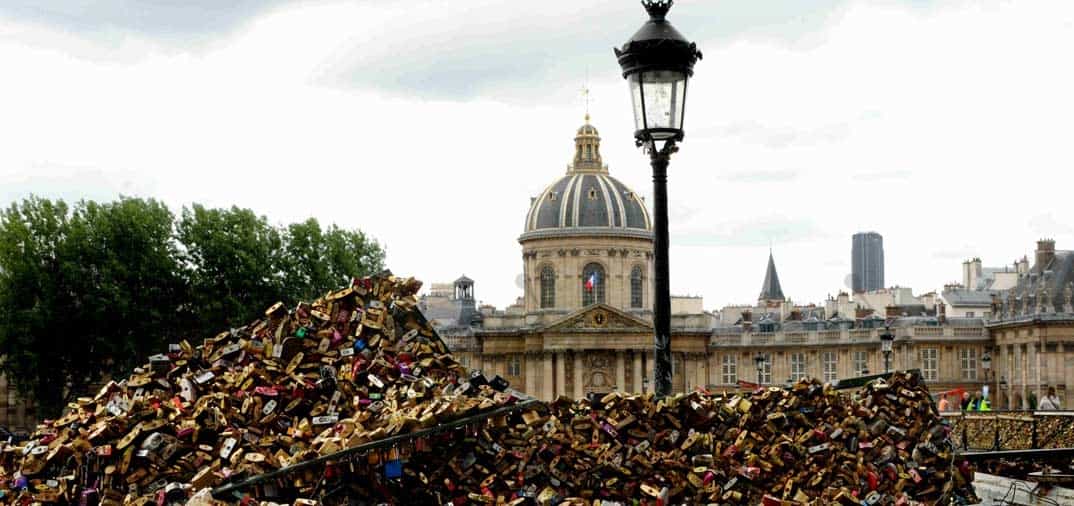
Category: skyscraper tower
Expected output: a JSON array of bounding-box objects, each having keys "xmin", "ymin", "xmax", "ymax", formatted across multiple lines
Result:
[{"xmin": 852, "ymin": 232, "xmax": 884, "ymax": 293}]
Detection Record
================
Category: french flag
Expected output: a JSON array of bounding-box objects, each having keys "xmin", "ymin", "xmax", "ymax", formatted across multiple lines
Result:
[{"xmin": 585, "ymin": 272, "xmax": 597, "ymax": 291}]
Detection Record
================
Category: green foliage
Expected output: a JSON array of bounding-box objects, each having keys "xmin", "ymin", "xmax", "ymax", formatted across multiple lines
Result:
[{"xmin": 0, "ymin": 197, "xmax": 384, "ymax": 418}]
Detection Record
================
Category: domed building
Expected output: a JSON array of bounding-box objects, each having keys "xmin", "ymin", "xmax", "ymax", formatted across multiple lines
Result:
[
  {"xmin": 519, "ymin": 116, "xmax": 654, "ymax": 314},
  {"xmin": 426, "ymin": 117, "xmax": 716, "ymax": 402}
]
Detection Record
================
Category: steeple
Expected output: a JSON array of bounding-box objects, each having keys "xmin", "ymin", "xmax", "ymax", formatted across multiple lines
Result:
[{"xmin": 759, "ymin": 250, "xmax": 785, "ymax": 302}]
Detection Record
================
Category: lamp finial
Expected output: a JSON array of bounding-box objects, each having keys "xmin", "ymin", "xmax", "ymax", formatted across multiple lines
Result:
[{"xmin": 641, "ymin": 0, "xmax": 673, "ymax": 21}]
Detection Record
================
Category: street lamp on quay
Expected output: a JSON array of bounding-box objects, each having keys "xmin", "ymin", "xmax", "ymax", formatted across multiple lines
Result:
[
  {"xmin": 615, "ymin": 0, "xmax": 702, "ymax": 398},
  {"xmin": 754, "ymin": 353, "xmax": 766, "ymax": 385},
  {"xmin": 880, "ymin": 326, "xmax": 895, "ymax": 373},
  {"xmin": 981, "ymin": 351, "xmax": 992, "ymax": 382}
]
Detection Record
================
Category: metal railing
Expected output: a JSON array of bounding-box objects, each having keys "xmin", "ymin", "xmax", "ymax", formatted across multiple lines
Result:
[{"xmin": 943, "ymin": 411, "xmax": 1074, "ymax": 451}]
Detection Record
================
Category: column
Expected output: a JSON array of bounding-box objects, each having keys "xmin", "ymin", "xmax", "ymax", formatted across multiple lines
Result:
[
  {"xmin": 684, "ymin": 355, "xmax": 697, "ymax": 392},
  {"xmin": 542, "ymin": 353, "xmax": 554, "ymax": 401},
  {"xmin": 644, "ymin": 351, "xmax": 654, "ymax": 392},
  {"xmin": 555, "ymin": 352, "xmax": 566, "ymax": 398},
  {"xmin": 1030, "ymin": 343, "xmax": 1039, "ymax": 402},
  {"xmin": 525, "ymin": 354, "xmax": 537, "ymax": 398},
  {"xmin": 1016, "ymin": 344, "xmax": 1026, "ymax": 409},
  {"xmin": 615, "ymin": 351, "xmax": 626, "ymax": 392},
  {"xmin": 633, "ymin": 351, "xmax": 643, "ymax": 393},
  {"xmin": 696, "ymin": 354, "xmax": 708, "ymax": 391},
  {"xmin": 574, "ymin": 353, "xmax": 584, "ymax": 398}
]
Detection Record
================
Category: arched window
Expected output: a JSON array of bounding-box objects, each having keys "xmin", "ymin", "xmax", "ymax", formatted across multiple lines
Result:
[
  {"xmin": 540, "ymin": 266, "xmax": 555, "ymax": 309},
  {"xmin": 630, "ymin": 266, "xmax": 643, "ymax": 308},
  {"xmin": 582, "ymin": 263, "xmax": 606, "ymax": 306}
]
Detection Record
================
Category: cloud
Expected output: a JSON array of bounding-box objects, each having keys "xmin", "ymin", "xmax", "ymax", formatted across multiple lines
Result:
[
  {"xmin": 2, "ymin": 0, "xmax": 1074, "ymax": 310},
  {"xmin": 705, "ymin": 120, "xmax": 852, "ymax": 149},
  {"xmin": 720, "ymin": 169, "xmax": 799, "ymax": 183},
  {"xmin": 0, "ymin": 0, "xmax": 299, "ymax": 41},
  {"xmin": 851, "ymin": 170, "xmax": 911, "ymax": 182},
  {"xmin": 1028, "ymin": 214, "xmax": 1074, "ymax": 236},
  {"xmin": 673, "ymin": 217, "xmax": 826, "ymax": 247},
  {"xmin": 1, "ymin": 0, "xmax": 854, "ymax": 100}
]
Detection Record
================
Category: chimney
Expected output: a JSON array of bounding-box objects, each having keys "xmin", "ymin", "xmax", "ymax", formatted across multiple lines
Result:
[
  {"xmin": 938, "ymin": 302, "xmax": 947, "ymax": 324},
  {"xmin": 885, "ymin": 305, "xmax": 899, "ymax": 318},
  {"xmin": 790, "ymin": 309, "xmax": 802, "ymax": 321},
  {"xmin": 855, "ymin": 307, "xmax": 872, "ymax": 319},
  {"xmin": 1036, "ymin": 239, "xmax": 1056, "ymax": 270}
]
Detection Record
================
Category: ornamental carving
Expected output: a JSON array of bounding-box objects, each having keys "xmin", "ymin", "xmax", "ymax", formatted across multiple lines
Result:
[{"xmin": 584, "ymin": 352, "xmax": 614, "ymax": 391}]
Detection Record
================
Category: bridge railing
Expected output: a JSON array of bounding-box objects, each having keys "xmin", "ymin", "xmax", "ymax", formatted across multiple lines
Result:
[{"xmin": 943, "ymin": 411, "xmax": 1074, "ymax": 451}]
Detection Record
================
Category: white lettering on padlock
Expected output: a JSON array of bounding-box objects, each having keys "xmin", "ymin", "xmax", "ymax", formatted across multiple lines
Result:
[
  {"xmin": 219, "ymin": 438, "xmax": 237, "ymax": 459},
  {"xmin": 339, "ymin": 347, "xmax": 354, "ymax": 357},
  {"xmin": 194, "ymin": 371, "xmax": 215, "ymax": 384},
  {"xmin": 180, "ymin": 378, "xmax": 195, "ymax": 402},
  {"xmin": 312, "ymin": 415, "xmax": 339, "ymax": 425},
  {"xmin": 328, "ymin": 391, "xmax": 341, "ymax": 414},
  {"xmin": 368, "ymin": 374, "xmax": 384, "ymax": 389},
  {"xmin": 262, "ymin": 399, "xmax": 277, "ymax": 415}
]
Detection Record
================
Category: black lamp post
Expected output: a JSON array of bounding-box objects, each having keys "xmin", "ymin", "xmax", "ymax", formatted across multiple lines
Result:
[
  {"xmin": 880, "ymin": 326, "xmax": 895, "ymax": 373},
  {"xmin": 754, "ymin": 353, "xmax": 766, "ymax": 385},
  {"xmin": 981, "ymin": 350, "xmax": 992, "ymax": 382},
  {"xmin": 615, "ymin": 0, "xmax": 702, "ymax": 398},
  {"xmin": 861, "ymin": 367, "xmax": 870, "ymax": 377}
]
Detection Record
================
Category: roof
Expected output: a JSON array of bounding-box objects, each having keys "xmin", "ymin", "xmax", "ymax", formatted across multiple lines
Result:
[
  {"xmin": 521, "ymin": 120, "xmax": 652, "ymax": 241},
  {"xmin": 759, "ymin": 252, "xmax": 785, "ymax": 301},
  {"xmin": 942, "ymin": 289, "xmax": 994, "ymax": 307}
]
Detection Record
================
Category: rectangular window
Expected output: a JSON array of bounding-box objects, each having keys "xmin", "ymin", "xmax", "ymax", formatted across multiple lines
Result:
[
  {"xmin": 959, "ymin": 348, "xmax": 977, "ymax": 381},
  {"xmin": 507, "ymin": 355, "xmax": 521, "ymax": 377},
  {"xmin": 921, "ymin": 348, "xmax": 939, "ymax": 381},
  {"xmin": 966, "ymin": 311, "xmax": 975, "ymax": 318},
  {"xmin": 822, "ymin": 351, "xmax": 838, "ymax": 382},
  {"xmin": 721, "ymin": 355, "xmax": 737, "ymax": 385},
  {"xmin": 790, "ymin": 353, "xmax": 806, "ymax": 380},
  {"xmin": 853, "ymin": 351, "xmax": 868, "ymax": 377}
]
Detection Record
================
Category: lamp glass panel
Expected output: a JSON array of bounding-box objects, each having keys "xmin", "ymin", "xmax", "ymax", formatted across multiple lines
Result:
[
  {"xmin": 881, "ymin": 340, "xmax": 893, "ymax": 353},
  {"xmin": 635, "ymin": 70, "xmax": 687, "ymax": 139},
  {"xmin": 629, "ymin": 75, "xmax": 645, "ymax": 133}
]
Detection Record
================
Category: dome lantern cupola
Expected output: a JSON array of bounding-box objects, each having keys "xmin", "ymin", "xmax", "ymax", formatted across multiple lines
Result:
[{"xmin": 572, "ymin": 114, "xmax": 605, "ymax": 173}]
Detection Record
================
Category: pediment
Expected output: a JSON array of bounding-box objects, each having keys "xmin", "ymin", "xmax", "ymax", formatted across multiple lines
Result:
[{"xmin": 542, "ymin": 304, "xmax": 653, "ymax": 332}]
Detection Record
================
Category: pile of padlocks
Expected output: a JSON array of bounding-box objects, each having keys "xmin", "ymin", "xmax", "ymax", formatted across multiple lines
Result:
[
  {"xmin": 0, "ymin": 274, "xmax": 527, "ymax": 505},
  {"xmin": 0, "ymin": 273, "xmax": 978, "ymax": 505},
  {"xmin": 392, "ymin": 373, "xmax": 978, "ymax": 505}
]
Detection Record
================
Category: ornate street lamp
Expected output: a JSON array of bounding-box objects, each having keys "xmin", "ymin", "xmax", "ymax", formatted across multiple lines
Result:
[
  {"xmin": 861, "ymin": 367, "xmax": 870, "ymax": 377},
  {"xmin": 981, "ymin": 350, "xmax": 992, "ymax": 382},
  {"xmin": 615, "ymin": 0, "xmax": 702, "ymax": 397},
  {"xmin": 880, "ymin": 326, "xmax": 895, "ymax": 373},
  {"xmin": 754, "ymin": 353, "xmax": 766, "ymax": 385}
]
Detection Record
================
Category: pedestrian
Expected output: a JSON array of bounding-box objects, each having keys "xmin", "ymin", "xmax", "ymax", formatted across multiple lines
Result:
[
  {"xmin": 961, "ymin": 391, "xmax": 971, "ymax": 411},
  {"xmin": 969, "ymin": 391, "xmax": 983, "ymax": 411},
  {"xmin": 978, "ymin": 393, "xmax": 991, "ymax": 411},
  {"xmin": 1039, "ymin": 387, "xmax": 1062, "ymax": 410},
  {"xmin": 938, "ymin": 394, "xmax": 951, "ymax": 412}
]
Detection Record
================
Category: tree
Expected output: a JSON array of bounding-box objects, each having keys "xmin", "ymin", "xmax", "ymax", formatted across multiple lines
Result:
[
  {"xmin": 281, "ymin": 218, "xmax": 385, "ymax": 302},
  {"xmin": 0, "ymin": 198, "xmax": 386, "ymax": 419},
  {"xmin": 0, "ymin": 197, "xmax": 182, "ymax": 415},
  {"xmin": 176, "ymin": 205, "xmax": 285, "ymax": 341}
]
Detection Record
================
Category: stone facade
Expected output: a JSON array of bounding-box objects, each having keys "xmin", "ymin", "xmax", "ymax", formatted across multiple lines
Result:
[{"xmin": 426, "ymin": 117, "xmax": 995, "ymax": 403}]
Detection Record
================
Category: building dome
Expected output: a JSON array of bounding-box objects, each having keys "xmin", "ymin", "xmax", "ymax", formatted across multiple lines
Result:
[{"xmin": 521, "ymin": 118, "xmax": 652, "ymax": 241}]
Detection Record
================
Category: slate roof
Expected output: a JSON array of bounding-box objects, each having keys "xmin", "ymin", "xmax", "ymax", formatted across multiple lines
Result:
[
  {"xmin": 523, "ymin": 173, "xmax": 651, "ymax": 235},
  {"xmin": 942, "ymin": 289, "xmax": 995, "ymax": 307}
]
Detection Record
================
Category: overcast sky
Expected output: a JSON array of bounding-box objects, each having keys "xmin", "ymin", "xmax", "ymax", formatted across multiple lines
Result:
[{"xmin": 1, "ymin": 0, "xmax": 1072, "ymax": 310}]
